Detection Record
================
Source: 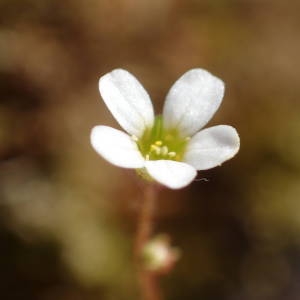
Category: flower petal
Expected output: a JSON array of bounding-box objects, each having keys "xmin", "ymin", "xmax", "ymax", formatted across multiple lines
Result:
[
  {"xmin": 183, "ymin": 125, "xmax": 240, "ymax": 170},
  {"xmin": 90, "ymin": 126, "xmax": 145, "ymax": 168},
  {"xmin": 145, "ymin": 160, "xmax": 197, "ymax": 189},
  {"xmin": 99, "ymin": 69, "xmax": 154, "ymax": 138},
  {"xmin": 163, "ymin": 68, "xmax": 225, "ymax": 137}
]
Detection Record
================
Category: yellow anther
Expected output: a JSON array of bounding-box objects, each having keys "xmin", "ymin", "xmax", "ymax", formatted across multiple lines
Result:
[
  {"xmin": 146, "ymin": 154, "xmax": 150, "ymax": 160},
  {"xmin": 168, "ymin": 152, "xmax": 176, "ymax": 158},
  {"xmin": 161, "ymin": 146, "xmax": 168, "ymax": 156},
  {"xmin": 150, "ymin": 144, "xmax": 161, "ymax": 155},
  {"xmin": 185, "ymin": 136, "xmax": 191, "ymax": 141},
  {"xmin": 155, "ymin": 140, "xmax": 163, "ymax": 146},
  {"xmin": 150, "ymin": 144, "xmax": 159, "ymax": 151}
]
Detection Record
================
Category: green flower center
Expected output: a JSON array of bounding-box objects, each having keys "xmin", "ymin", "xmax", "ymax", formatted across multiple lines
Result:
[{"xmin": 136, "ymin": 116, "xmax": 189, "ymax": 161}]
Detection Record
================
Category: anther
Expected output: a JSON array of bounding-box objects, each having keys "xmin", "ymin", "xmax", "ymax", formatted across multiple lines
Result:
[
  {"xmin": 155, "ymin": 140, "xmax": 163, "ymax": 146},
  {"xmin": 161, "ymin": 146, "xmax": 168, "ymax": 156},
  {"xmin": 150, "ymin": 144, "xmax": 159, "ymax": 151},
  {"xmin": 168, "ymin": 152, "xmax": 176, "ymax": 158},
  {"xmin": 151, "ymin": 144, "xmax": 161, "ymax": 155}
]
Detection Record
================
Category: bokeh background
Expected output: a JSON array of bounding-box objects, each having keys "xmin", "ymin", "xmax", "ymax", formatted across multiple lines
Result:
[{"xmin": 1, "ymin": 0, "xmax": 300, "ymax": 299}]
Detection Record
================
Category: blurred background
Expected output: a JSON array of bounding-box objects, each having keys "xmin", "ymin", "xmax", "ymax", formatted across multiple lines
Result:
[{"xmin": 1, "ymin": 0, "xmax": 300, "ymax": 299}]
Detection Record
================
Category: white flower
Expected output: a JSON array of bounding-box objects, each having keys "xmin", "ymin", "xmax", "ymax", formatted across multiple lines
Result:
[{"xmin": 90, "ymin": 68, "xmax": 240, "ymax": 189}]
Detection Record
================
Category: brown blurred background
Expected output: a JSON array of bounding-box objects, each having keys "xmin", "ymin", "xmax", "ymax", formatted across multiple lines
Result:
[{"xmin": 1, "ymin": 0, "xmax": 300, "ymax": 299}]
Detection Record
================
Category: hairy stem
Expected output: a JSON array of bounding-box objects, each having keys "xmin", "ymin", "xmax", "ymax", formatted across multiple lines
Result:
[{"xmin": 135, "ymin": 184, "xmax": 162, "ymax": 300}]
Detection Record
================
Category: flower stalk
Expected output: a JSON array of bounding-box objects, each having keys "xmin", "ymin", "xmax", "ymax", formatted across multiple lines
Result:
[
  {"xmin": 135, "ymin": 184, "xmax": 162, "ymax": 300},
  {"xmin": 90, "ymin": 67, "xmax": 241, "ymax": 299}
]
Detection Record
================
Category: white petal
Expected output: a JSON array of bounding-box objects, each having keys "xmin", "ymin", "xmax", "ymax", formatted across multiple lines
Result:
[
  {"xmin": 99, "ymin": 69, "xmax": 154, "ymax": 138},
  {"xmin": 90, "ymin": 126, "xmax": 145, "ymax": 168},
  {"xmin": 163, "ymin": 68, "xmax": 225, "ymax": 137},
  {"xmin": 145, "ymin": 160, "xmax": 197, "ymax": 189},
  {"xmin": 183, "ymin": 125, "xmax": 240, "ymax": 170}
]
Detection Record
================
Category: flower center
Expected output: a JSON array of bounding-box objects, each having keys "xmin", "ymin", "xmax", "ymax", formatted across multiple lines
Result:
[{"xmin": 136, "ymin": 116, "xmax": 189, "ymax": 161}]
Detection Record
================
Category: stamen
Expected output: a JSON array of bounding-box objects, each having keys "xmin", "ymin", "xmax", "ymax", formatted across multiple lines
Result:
[
  {"xmin": 168, "ymin": 152, "xmax": 176, "ymax": 158},
  {"xmin": 150, "ymin": 144, "xmax": 161, "ymax": 155},
  {"xmin": 161, "ymin": 146, "xmax": 168, "ymax": 156},
  {"xmin": 137, "ymin": 116, "xmax": 189, "ymax": 162}
]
